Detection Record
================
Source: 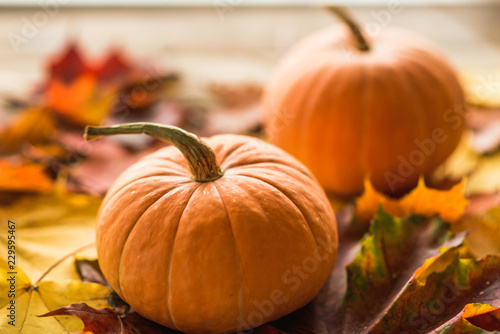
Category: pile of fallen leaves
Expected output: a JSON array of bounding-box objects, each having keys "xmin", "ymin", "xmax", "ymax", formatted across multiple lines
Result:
[
  {"xmin": 0, "ymin": 43, "xmax": 262, "ymax": 197},
  {"xmin": 1, "ymin": 43, "xmax": 500, "ymax": 333}
]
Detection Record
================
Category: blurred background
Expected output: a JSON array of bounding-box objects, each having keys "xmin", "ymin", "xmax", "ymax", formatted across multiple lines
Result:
[{"xmin": 1, "ymin": 1, "xmax": 500, "ymax": 95}]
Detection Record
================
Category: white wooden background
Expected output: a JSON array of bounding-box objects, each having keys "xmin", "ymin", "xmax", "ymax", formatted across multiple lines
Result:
[{"xmin": 0, "ymin": 5, "xmax": 499, "ymax": 97}]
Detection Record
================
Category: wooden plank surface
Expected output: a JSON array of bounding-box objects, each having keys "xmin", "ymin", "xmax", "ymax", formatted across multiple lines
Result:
[{"xmin": 0, "ymin": 6, "xmax": 499, "ymax": 97}]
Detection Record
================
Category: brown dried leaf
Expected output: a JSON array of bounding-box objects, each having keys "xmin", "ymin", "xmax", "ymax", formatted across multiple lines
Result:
[
  {"xmin": 45, "ymin": 74, "xmax": 115, "ymax": 126},
  {"xmin": 354, "ymin": 178, "xmax": 468, "ymax": 226},
  {"xmin": 48, "ymin": 43, "xmax": 91, "ymax": 83},
  {"xmin": 0, "ymin": 159, "xmax": 53, "ymax": 194},
  {"xmin": 0, "ymin": 108, "xmax": 56, "ymax": 155},
  {"xmin": 462, "ymin": 303, "xmax": 500, "ymax": 332},
  {"xmin": 40, "ymin": 303, "xmax": 178, "ymax": 334},
  {"xmin": 39, "ymin": 303, "xmax": 128, "ymax": 334}
]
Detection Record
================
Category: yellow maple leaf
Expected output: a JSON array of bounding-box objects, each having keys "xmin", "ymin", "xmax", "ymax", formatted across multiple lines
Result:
[
  {"xmin": 354, "ymin": 178, "xmax": 469, "ymax": 224},
  {"xmin": 0, "ymin": 108, "xmax": 55, "ymax": 155},
  {"xmin": 0, "ymin": 191, "xmax": 110, "ymax": 333},
  {"xmin": 0, "ymin": 258, "xmax": 111, "ymax": 334},
  {"xmin": 45, "ymin": 74, "xmax": 115, "ymax": 126},
  {"xmin": 414, "ymin": 247, "xmax": 459, "ymax": 284},
  {"xmin": 431, "ymin": 130, "xmax": 500, "ymax": 196},
  {"xmin": 462, "ymin": 303, "xmax": 500, "ymax": 319},
  {"xmin": 0, "ymin": 191, "xmax": 102, "ymax": 281}
]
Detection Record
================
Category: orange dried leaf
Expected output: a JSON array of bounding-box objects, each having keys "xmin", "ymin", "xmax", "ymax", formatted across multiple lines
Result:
[
  {"xmin": 351, "ymin": 177, "xmax": 382, "ymax": 223},
  {"xmin": 460, "ymin": 69, "xmax": 500, "ymax": 108},
  {"xmin": 354, "ymin": 178, "xmax": 468, "ymax": 224},
  {"xmin": 0, "ymin": 160, "xmax": 53, "ymax": 193},
  {"xmin": 462, "ymin": 303, "xmax": 500, "ymax": 331},
  {"xmin": 0, "ymin": 259, "xmax": 111, "ymax": 333},
  {"xmin": 45, "ymin": 74, "xmax": 115, "ymax": 126},
  {"xmin": 0, "ymin": 108, "xmax": 55, "ymax": 155},
  {"xmin": 48, "ymin": 42, "xmax": 91, "ymax": 82}
]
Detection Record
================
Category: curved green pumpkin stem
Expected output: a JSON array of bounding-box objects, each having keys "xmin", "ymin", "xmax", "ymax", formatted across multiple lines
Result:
[
  {"xmin": 84, "ymin": 122, "xmax": 223, "ymax": 182},
  {"xmin": 324, "ymin": 6, "xmax": 371, "ymax": 52}
]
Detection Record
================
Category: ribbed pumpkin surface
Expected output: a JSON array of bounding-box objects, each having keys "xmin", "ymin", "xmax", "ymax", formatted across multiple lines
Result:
[{"xmin": 96, "ymin": 134, "xmax": 337, "ymax": 333}]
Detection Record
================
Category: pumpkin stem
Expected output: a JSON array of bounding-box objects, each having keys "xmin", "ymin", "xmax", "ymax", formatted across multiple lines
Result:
[
  {"xmin": 324, "ymin": 6, "xmax": 371, "ymax": 52},
  {"xmin": 84, "ymin": 122, "xmax": 223, "ymax": 182}
]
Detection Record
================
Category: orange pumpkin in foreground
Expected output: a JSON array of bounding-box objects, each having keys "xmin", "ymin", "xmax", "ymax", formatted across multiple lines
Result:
[
  {"xmin": 85, "ymin": 123, "xmax": 338, "ymax": 334},
  {"xmin": 263, "ymin": 7, "xmax": 466, "ymax": 198}
]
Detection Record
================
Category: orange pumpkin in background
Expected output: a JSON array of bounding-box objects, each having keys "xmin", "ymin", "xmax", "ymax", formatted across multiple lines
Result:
[
  {"xmin": 263, "ymin": 7, "xmax": 466, "ymax": 198},
  {"xmin": 85, "ymin": 122, "xmax": 337, "ymax": 334}
]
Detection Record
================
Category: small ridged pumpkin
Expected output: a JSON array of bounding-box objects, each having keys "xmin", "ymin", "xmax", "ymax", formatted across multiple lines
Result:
[
  {"xmin": 84, "ymin": 123, "xmax": 337, "ymax": 334},
  {"xmin": 263, "ymin": 7, "xmax": 466, "ymax": 198}
]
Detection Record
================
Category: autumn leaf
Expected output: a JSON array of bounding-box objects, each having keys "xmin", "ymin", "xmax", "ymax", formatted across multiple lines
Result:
[
  {"xmin": 425, "ymin": 302, "xmax": 500, "ymax": 333},
  {"xmin": 0, "ymin": 189, "xmax": 111, "ymax": 333},
  {"xmin": 44, "ymin": 43, "xmax": 134, "ymax": 126},
  {"xmin": 335, "ymin": 210, "xmax": 463, "ymax": 333},
  {"xmin": 433, "ymin": 140, "xmax": 500, "ymax": 196},
  {"xmin": 48, "ymin": 43, "xmax": 92, "ymax": 83},
  {"xmin": 433, "ymin": 303, "xmax": 500, "ymax": 334},
  {"xmin": 0, "ymin": 160, "xmax": 53, "ymax": 194},
  {"xmin": 39, "ymin": 303, "xmax": 128, "ymax": 334},
  {"xmin": 372, "ymin": 254, "xmax": 500, "ymax": 333},
  {"xmin": 111, "ymin": 72, "xmax": 179, "ymax": 116},
  {"xmin": 48, "ymin": 43, "xmax": 132, "ymax": 84},
  {"xmin": 3, "ymin": 39, "xmax": 500, "ymax": 334},
  {"xmin": 39, "ymin": 303, "xmax": 177, "ymax": 334},
  {"xmin": 430, "ymin": 114, "xmax": 500, "ymax": 196},
  {"xmin": 258, "ymin": 208, "xmax": 500, "ymax": 334},
  {"xmin": 0, "ymin": 191, "xmax": 102, "ymax": 281},
  {"xmin": 431, "ymin": 131, "xmax": 478, "ymax": 184},
  {"xmin": 95, "ymin": 50, "xmax": 132, "ymax": 83},
  {"xmin": 0, "ymin": 257, "xmax": 111, "ymax": 334},
  {"xmin": 354, "ymin": 177, "xmax": 469, "ymax": 226},
  {"xmin": 43, "ymin": 42, "xmax": 182, "ymax": 127},
  {"xmin": 0, "ymin": 182, "xmax": 114, "ymax": 334},
  {"xmin": 467, "ymin": 153, "xmax": 500, "ymax": 195}
]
